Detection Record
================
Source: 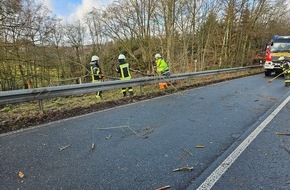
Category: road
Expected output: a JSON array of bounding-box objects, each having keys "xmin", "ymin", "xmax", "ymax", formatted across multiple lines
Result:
[{"xmin": 0, "ymin": 74, "xmax": 289, "ymax": 190}]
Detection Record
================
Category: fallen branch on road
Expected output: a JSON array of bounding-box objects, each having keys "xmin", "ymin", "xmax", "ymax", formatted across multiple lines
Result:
[
  {"xmin": 154, "ymin": 185, "xmax": 170, "ymax": 190},
  {"xmin": 58, "ymin": 144, "xmax": 70, "ymax": 152},
  {"xmin": 276, "ymin": 132, "xmax": 290, "ymax": 136},
  {"xmin": 173, "ymin": 166, "xmax": 193, "ymax": 172}
]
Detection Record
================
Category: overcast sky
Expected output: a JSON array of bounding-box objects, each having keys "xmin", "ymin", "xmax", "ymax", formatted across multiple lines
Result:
[{"xmin": 37, "ymin": 0, "xmax": 112, "ymax": 20}]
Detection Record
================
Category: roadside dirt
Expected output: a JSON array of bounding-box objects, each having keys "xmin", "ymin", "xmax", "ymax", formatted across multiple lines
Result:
[{"xmin": 0, "ymin": 70, "xmax": 263, "ymax": 134}]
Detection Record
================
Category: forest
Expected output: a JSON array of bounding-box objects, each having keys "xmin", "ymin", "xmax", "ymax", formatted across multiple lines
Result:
[{"xmin": 0, "ymin": 0, "xmax": 290, "ymax": 91}]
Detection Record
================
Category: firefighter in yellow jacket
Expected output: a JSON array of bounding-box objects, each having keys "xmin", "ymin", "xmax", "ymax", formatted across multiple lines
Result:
[
  {"xmin": 116, "ymin": 54, "xmax": 134, "ymax": 97},
  {"xmin": 154, "ymin": 53, "xmax": 170, "ymax": 90},
  {"xmin": 90, "ymin": 55, "xmax": 104, "ymax": 98},
  {"xmin": 278, "ymin": 56, "xmax": 290, "ymax": 86}
]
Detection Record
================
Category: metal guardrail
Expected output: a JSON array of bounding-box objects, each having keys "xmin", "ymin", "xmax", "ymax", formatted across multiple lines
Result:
[{"xmin": 0, "ymin": 65, "xmax": 262, "ymax": 107}]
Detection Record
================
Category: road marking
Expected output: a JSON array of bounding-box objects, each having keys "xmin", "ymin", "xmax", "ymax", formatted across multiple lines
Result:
[{"xmin": 197, "ymin": 94, "xmax": 290, "ymax": 190}]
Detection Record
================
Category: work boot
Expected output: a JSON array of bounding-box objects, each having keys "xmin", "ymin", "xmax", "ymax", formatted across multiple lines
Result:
[{"xmin": 96, "ymin": 92, "xmax": 102, "ymax": 99}]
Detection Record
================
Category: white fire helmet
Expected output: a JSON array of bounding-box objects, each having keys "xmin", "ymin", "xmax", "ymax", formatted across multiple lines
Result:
[
  {"xmin": 155, "ymin": 53, "xmax": 162, "ymax": 59},
  {"xmin": 118, "ymin": 54, "xmax": 126, "ymax": 60},
  {"xmin": 278, "ymin": 56, "xmax": 285, "ymax": 61},
  {"xmin": 91, "ymin": 55, "xmax": 99, "ymax": 62}
]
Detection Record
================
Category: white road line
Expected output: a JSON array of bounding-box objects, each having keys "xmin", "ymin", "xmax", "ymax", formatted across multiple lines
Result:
[{"xmin": 197, "ymin": 95, "xmax": 290, "ymax": 190}]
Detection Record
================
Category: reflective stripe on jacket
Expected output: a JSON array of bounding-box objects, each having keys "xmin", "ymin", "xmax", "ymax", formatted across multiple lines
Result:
[
  {"xmin": 282, "ymin": 62, "xmax": 290, "ymax": 74},
  {"xmin": 118, "ymin": 63, "xmax": 131, "ymax": 79},
  {"xmin": 90, "ymin": 62, "xmax": 102, "ymax": 82}
]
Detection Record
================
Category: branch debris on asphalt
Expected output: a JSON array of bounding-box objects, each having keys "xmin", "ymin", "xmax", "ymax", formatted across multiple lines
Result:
[
  {"xmin": 141, "ymin": 127, "xmax": 154, "ymax": 137},
  {"xmin": 18, "ymin": 171, "xmax": 25, "ymax": 179},
  {"xmin": 182, "ymin": 148, "xmax": 194, "ymax": 157},
  {"xmin": 279, "ymin": 145, "xmax": 290, "ymax": 154},
  {"xmin": 97, "ymin": 125, "xmax": 140, "ymax": 137},
  {"xmin": 195, "ymin": 144, "xmax": 205, "ymax": 148},
  {"xmin": 276, "ymin": 132, "xmax": 290, "ymax": 136},
  {"xmin": 58, "ymin": 144, "xmax": 70, "ymax": 152},
  {"xmin": 173, "ymin": 166, "xmax": 194, "ymax": 172},
  {"xmin": 154, "ymin": 185, "xmax": 170, "ymax": 190},
  {"xmin": 97, "ymin": 125, "xmax": 127, "ymax": 130}
]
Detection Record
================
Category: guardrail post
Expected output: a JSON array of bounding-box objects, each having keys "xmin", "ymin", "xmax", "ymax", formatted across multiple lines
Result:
[
  {"xmin": 139, "ymin": 85, "xmax": 144, "ymax": 94},
  {"xmin": 38, "ymin": 100, "xmax": 44, "ymax": 111}
]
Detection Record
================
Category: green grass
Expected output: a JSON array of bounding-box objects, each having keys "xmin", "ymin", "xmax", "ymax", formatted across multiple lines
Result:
[{"xmin": 0, "ymin": 68, "xmax": 263, "ymax": 134}]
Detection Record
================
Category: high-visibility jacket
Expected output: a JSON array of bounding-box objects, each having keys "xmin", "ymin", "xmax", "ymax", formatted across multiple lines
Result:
[
  {"xmin": 116, "ymin": 62, "xmax": 131, "ymax": 79},
  {"xmin": 156, "ymin": 58, "xmax": 169, "ymax": 75},
  {"xmin": 90, "ymin": 61, "xmax": 103, "ymax": 82},
  {"xmin": 282, "ymin": 61, "xmax": 290, "ymax": 74}
]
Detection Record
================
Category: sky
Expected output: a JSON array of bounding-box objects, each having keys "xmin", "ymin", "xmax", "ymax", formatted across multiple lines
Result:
[{"xmin": 38, "ymin": 0, "xmax": 113, "ymax": 21}]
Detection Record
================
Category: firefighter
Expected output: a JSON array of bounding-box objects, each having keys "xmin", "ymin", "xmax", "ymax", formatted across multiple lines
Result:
[
  {"xmin": 278, "ymin": 56, "xmax": 290, "ymax": 86},
  {"xmin": 90, "ymin": 55, "xmax": 104, "ymax": 98},
  {"xmin": 116, "ymin": 54, "xmax": 134, "ymax": 97},
  {"xmin": 154, "ymin": 53, "xmax": 170, "ymax": 90}
]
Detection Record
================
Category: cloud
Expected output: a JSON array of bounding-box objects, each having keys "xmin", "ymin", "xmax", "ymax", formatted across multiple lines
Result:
[
  {"xmin": 75, "ymin": 0, "xmax": 101, "ymax": 20},
  {"xmin": 35, "ymin": 0, "xmax": 113, "ymax": 22}
]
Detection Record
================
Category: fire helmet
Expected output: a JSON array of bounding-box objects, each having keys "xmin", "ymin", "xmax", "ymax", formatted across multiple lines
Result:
[
  {"xmin": 91, "ymin": 55, "xmax": 99, "ymax": 62},
  {"xmin": 278, "ymin": 56, "xmax": 285, "ymax": 61},
  {"xmin": 155, "ymin": 53, "xmax": 162, "ymax": 59},
  {"xmin": 118, "ymin": 54, "xmax": 126, "ymax": 60}
]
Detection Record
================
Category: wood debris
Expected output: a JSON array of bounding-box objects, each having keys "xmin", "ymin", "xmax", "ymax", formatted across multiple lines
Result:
[
  {"xmin": 154, "ymin": 185, "xmax": 170, "ymax": 190},
  {"xmin": 58, "ymin": 144, "xmax": 70, "ymax": 152},
  {"xmin": 18, "ymin": 171, "xmax": 25, "ymax": 179},
  {"xmin": 127, "ymin": 126, "xmax": 140, "ymax": 137},
  {"xmin": 276, "ymin": 132, "xmax": 290, "ymax": 136},
  {"xmin": 280, "ymin": 145, "xmax": 290, "ymax": 154},
  {"xmin": 97, "ymin": 125, "xmax": 140, "ymax": 137},
  {"xmin": 182, "ymin": 148, "xmax": 193, "ymax": 157},
  {"xmin": 173, "ymin": 166, "xmax": 193, "ymax": 172},
  {"xmin": 105, "ymin": 135, "xmax": 112, "ymax": 139},
  {"xmin": 195, "ymin": 144, "xmax": 205, "ymax": 148},
  {"xmin": 97, "ymin": 125, "xmax": 127, "ymax": 130},
  {"xmin": 142, "ymin": 128, "xmax": 154, "ymax": 136}
]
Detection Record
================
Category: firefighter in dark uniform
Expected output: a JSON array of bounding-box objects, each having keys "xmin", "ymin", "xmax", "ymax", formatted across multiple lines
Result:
[
  {"xmin": 90, "ymin": 55, "xmax": 104, "ymax": 98},
  {"xmin": 116, "ymin": 54, "xmax": 134, "ymax": 97},
  {"xmin": 278, "ymin": 56, "xmax": 290, "ymax": 86}
]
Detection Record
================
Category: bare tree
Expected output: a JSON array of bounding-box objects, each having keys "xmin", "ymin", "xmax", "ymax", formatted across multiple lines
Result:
[{"xmin": 63, "ymin": 20, "xmax": 87, "ymax": 79}]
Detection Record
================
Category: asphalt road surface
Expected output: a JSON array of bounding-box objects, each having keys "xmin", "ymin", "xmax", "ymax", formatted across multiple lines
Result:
[{"xmin": 1, "ymin": 74, "xmax": 289, "ymax": 190}]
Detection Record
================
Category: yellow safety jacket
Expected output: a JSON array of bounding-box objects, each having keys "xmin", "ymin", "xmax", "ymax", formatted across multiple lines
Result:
[{"xmin": 156, "ymin": 58, "xmax": 169, "ymax": 75}]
